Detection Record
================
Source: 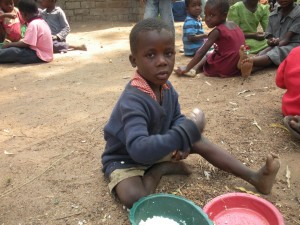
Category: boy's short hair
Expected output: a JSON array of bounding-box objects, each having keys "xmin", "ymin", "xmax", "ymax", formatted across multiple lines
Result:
[
  {"xmin": 206, "ymin": 0, "xmax": 229, "ymax": 14},
  {"xmin": 129, "ymin": 18, "xmax": 174, "ymax": 54},
  {"xmin": 185, "ymin": 0, "xmax": 201, "ymax": 8},
  {"xmin": 18, "ymin": 0, "xmax": 38, "ymax": 14}
]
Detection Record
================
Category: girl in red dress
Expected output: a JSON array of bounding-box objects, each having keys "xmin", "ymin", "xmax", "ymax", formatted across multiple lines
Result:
[{"xmin": 175, "ymin": 0, "xmax": 245, "ymax": 78}]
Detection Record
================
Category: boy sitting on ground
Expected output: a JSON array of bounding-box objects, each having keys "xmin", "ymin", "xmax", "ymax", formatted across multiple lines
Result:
[
  {"xmin": 39, "ymin": 0, "xmax": 86, "ymax": 53},
  {"xmin": 101, "ymin": 18, "xmax": 280, "ymax": 208},
  {"xmin": 182, "ymin": 0, "xmax": 207, "ymax": 56}
]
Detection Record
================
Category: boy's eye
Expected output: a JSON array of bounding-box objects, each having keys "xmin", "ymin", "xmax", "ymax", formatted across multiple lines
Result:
[
  {"xmin": 146, "ymin": 53, "xmax": 155, "ymax": 58},
  {"xmin": 165, "ymin": 51, "xmax": 174, "ymax": 57}
]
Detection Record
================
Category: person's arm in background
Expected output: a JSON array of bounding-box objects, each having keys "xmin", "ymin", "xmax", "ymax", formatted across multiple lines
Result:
[{"xmin": 53, "ymin": 8, "xmax": 70, "ymax": 41}]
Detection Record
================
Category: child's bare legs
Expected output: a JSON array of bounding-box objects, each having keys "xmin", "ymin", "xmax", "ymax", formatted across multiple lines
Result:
[
  {"xmin": 115, "ymin": 161, "xmax": 191, "ymax": 208},
  {"xmin": 191, "ymin": 136, "xmax": 280, "ymax": 194},
  {"xmin": 68, "ymin": 44, "xmax": 87, "ymax": 51},
  {"xmin": 240, "ymin": 55, "xmax": 273, "ymax": 77},
  {"xmin": 195, "ymin": 55, "xmax": 207, "ymax": 74}
]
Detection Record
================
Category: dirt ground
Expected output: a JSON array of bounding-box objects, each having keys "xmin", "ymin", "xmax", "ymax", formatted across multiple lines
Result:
[{"xmin": 0, "ymin": 21, "xmax": 300, "ymax": 225}]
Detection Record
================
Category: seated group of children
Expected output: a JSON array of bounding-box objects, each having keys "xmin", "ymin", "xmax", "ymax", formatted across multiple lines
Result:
[
  {"xmin": 175, "ymin": 0, "xmax": 300, "ymax": 139},
  {"xmin": 176, "ymin": 0, "xmax": 300, "ymax": 79},
  {"xmin": 0, "ymin": 0, "xmax": 86, "ymax": 64}
]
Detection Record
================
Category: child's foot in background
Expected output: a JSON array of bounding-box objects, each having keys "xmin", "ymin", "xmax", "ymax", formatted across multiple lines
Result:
[
  {"xmin": 283, "ymin": 115, "xmax": 300, "ymax": 140},
  {"xmin": 240, "ymin": 57, "xmax": 253, "ymax": 78},
  {"xmin": 237, "ymin": 45, "xmax": 248, "ymax": 70},
  {"xmin": 252, "ymin": 154, "xmax": 280, "ymax": 194}
]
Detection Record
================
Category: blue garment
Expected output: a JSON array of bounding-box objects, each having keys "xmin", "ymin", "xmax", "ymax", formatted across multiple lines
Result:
[
  {"xmin": 172, "ymin": 0, "xmax": 187, "ymax": 22},
  {"xmin": 101, "ymin": 81, "xmax": 200, "ymax": 177},
  {"xmin": 183, "ymin": 14, "xmax": 205, "ymax": 56},
  {"xmin": 144, "ymin": 0, "xmax": 175, "ymax": 33},
  {"xmin": 0, "ymin": 47, "xmax": 43, "ymax": 64}
]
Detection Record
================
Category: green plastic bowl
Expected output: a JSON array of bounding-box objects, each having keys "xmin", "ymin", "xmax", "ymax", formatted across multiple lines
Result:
[{"xmin": 129, "ymin": 193, "xmax": 213, "ymax": 225}]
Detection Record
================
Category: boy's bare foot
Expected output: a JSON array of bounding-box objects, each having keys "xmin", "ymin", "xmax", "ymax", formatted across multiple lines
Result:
[
  {"xmin": 241, "ymin": 57, "xmax": 253, "ymax": 78},
  {"xmin": 78, "ymin": 44, "xmax": 87, "ymax": 51},
  {"xmin": 72, "ymin": 44, "xmax": 87, "ymax": 51},
  {"xmin": 151, "ymin": 161, "xmax": 192, "ymax": 176},
  {"xmin": 237, "ymin": 45, "xmax": 248, "ymax": 70},
  {"xmin": 252, "ymin": 154, "xmax": 280, "ymax": 194},
  {"xmin": 283, "ymin": 115, "xmax": 300, "ymax": 140}
]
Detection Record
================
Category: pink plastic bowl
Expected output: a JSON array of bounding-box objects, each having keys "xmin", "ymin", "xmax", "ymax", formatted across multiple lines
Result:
[{"xmin": 203, "ymin": 193, "xmax": 284, "ymax": 225}]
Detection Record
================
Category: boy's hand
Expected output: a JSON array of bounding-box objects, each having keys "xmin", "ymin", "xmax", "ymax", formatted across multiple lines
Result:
[
  {"xmin": 52, "ymin": 35, "xmax": 58, "ymax": 40},
  {"xmin": 174, "ymin": 66, "xmax": 188, "ymax": 76},
  {"xmin": 255, "ymin": 32, "xmax": 265, "ymax": 40},
  {"xmin": 267, "ymin": 37, "xmax": 279, "ymax": 46},
  {"xmin": 172, "ymin": 149, "xmax": 190, "ymax": 161},
  {"xmin": 188, "ymin": 108, "xmax": 205, "ymax": 133}
]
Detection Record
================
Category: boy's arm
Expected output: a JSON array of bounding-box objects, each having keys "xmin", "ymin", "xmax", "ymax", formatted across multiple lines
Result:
[
  {"xmin": 278, "ymin": 31, "xmax": 295, "ymax": 46},
  {"xmin": 55, "ymin": 8, "xmax": 70, "ymax": 41},
  {"xmin": 0, "ymin": 12, "xmax": 17, "ymax": 20},
  {"xmin": 3, "ymin": 41, "xmax": 29, "ymax": 48},
  {"xmin": 184, "ymin": 29, "xmax": 219, "ymax": 72},
  {"xmin": 121, "ymin": 97, "xmax": 200, "ymax": 164},
  {"xmin": 187, "ymin": 33, "xmax": 208, "ymax": 42}
]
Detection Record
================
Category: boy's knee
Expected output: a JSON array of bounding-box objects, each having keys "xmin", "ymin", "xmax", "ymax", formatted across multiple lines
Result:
[{"xmin": 116, "ymin": 186, "xmax": 148, "ymax": 208}]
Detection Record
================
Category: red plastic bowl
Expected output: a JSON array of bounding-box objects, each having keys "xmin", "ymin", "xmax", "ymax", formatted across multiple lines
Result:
[{"xmin": 203, "ymin": 193, "xmax": 284, "ymax": 225}]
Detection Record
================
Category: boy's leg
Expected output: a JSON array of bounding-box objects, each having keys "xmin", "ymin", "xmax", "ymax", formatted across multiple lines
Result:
[
  {"xmin": 0, "ymin": 47, "xmax": 42, "ymax": 64},
  {"xmin": 115, "ymin": 161, "xmax": 191, "ymax": 208},
  {"xmin": 144, "ymin": 0, "xmax": 159, "ymax": 19},
  {"xmin": 0, "ymin": 47, "xmax": 22, "ymax": 63},
  {"xmin": 68, "ymin": 44, "xmax": 87, "ymax": 51},
  {"xmin": 159, "ymin": 0, "xmax": 175, "ymax": 33},
  {"xmin": 191, "ymin": 136, "xmax": 280, "ymax": 194}
]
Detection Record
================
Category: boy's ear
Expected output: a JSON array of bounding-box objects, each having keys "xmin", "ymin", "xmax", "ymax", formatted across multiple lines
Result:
[{"xmin": 129, "ymin": 54, "xmax": 137, "ymax": 68}]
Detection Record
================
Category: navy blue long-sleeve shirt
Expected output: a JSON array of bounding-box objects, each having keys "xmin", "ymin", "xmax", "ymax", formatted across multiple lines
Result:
[{"xmin": 101, "ymin": 81, "xmax": 200, "ymax": 177}]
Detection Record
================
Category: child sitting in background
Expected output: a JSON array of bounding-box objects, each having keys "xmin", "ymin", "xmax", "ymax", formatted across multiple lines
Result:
[
  {"xmin": 0, "ymin": 0, "xmax": 25, "ymax": 43},
  {"xmin": 239, "ymin": 0, "xmax": 300, "ymax": 77},
  {"xmin": 101, "ymin": 18, "xmax": 280, "ymax": 208},
  {"xmin": 39, "ymin": 0, "xmax": 86, "ymax": 53},
  {"xmin": 228, "ymin": 0, "xmax": 269, "ymax": 54},
  {"xmin": 276, "ymin": 46, "xmax": 300, "ymax": 140},
  {"xmin": 182, "ymin": 0, "xmax": 207, "ymax": 56},
  {"xmin": 0, "ymin": 0, "xmax": 53, "ymax": 63},
  {"xmin": 175, "ymin": 0, "xmax": 245, "ymax": 78}
]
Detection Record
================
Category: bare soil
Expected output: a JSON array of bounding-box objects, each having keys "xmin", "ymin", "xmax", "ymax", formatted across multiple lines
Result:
[{"xmin": 0, "ymin": 21, "xmax": 299, "ymax": 225}]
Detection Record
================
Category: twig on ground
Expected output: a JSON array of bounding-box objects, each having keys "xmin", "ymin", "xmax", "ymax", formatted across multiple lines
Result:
[
  {"xmin": 54, "ymin": 212, "xmax": 82, "ymax": 220},
  {"xmin": 0, "ymin": 150, "xmax": 76, "ymax": 199}
]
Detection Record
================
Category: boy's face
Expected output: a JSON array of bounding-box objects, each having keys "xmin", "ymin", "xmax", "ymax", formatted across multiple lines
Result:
[
  {"xmin": 187, "ymin": 0, "xmax": 202, "ymax": 18},
  {"xmin": 277, "ymin": 0, "xmax": 294, "ymax": 7},
  {"xmin": 1, "ymin": 0, "xmax": 14, "ymax": 13},
  {"xmin": 204, "ymin": 4, "xmax": 226, "ymax": 28},
  {"xmin": 39, "ymin": 0, "xmax": 53, "ymax": 9},
  {"xmin": 129, "ymin": 29, "xmax": 175, "ymax": 89}
]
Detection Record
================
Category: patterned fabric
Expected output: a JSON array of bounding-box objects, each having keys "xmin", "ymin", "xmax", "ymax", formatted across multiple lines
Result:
[
  {"xmin": 0, "ymin": 7, "xmax": 25, "ymax": 42},
  {"xmin": 131, "ymin": 71, "xmax": 169, "ymax": 101},
  {"xmin": 183, "ymin": 14, "xmax": 205, "ymax": 56},
  {"xmin": 228, "ymin": 1, "xmax": 269, "ymax": 54}
]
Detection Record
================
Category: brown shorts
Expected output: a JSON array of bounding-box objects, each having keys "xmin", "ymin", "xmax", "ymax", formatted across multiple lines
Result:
[{"xmin": 108, "ymin": 152, "xmax": 175, "ymax": 192}]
